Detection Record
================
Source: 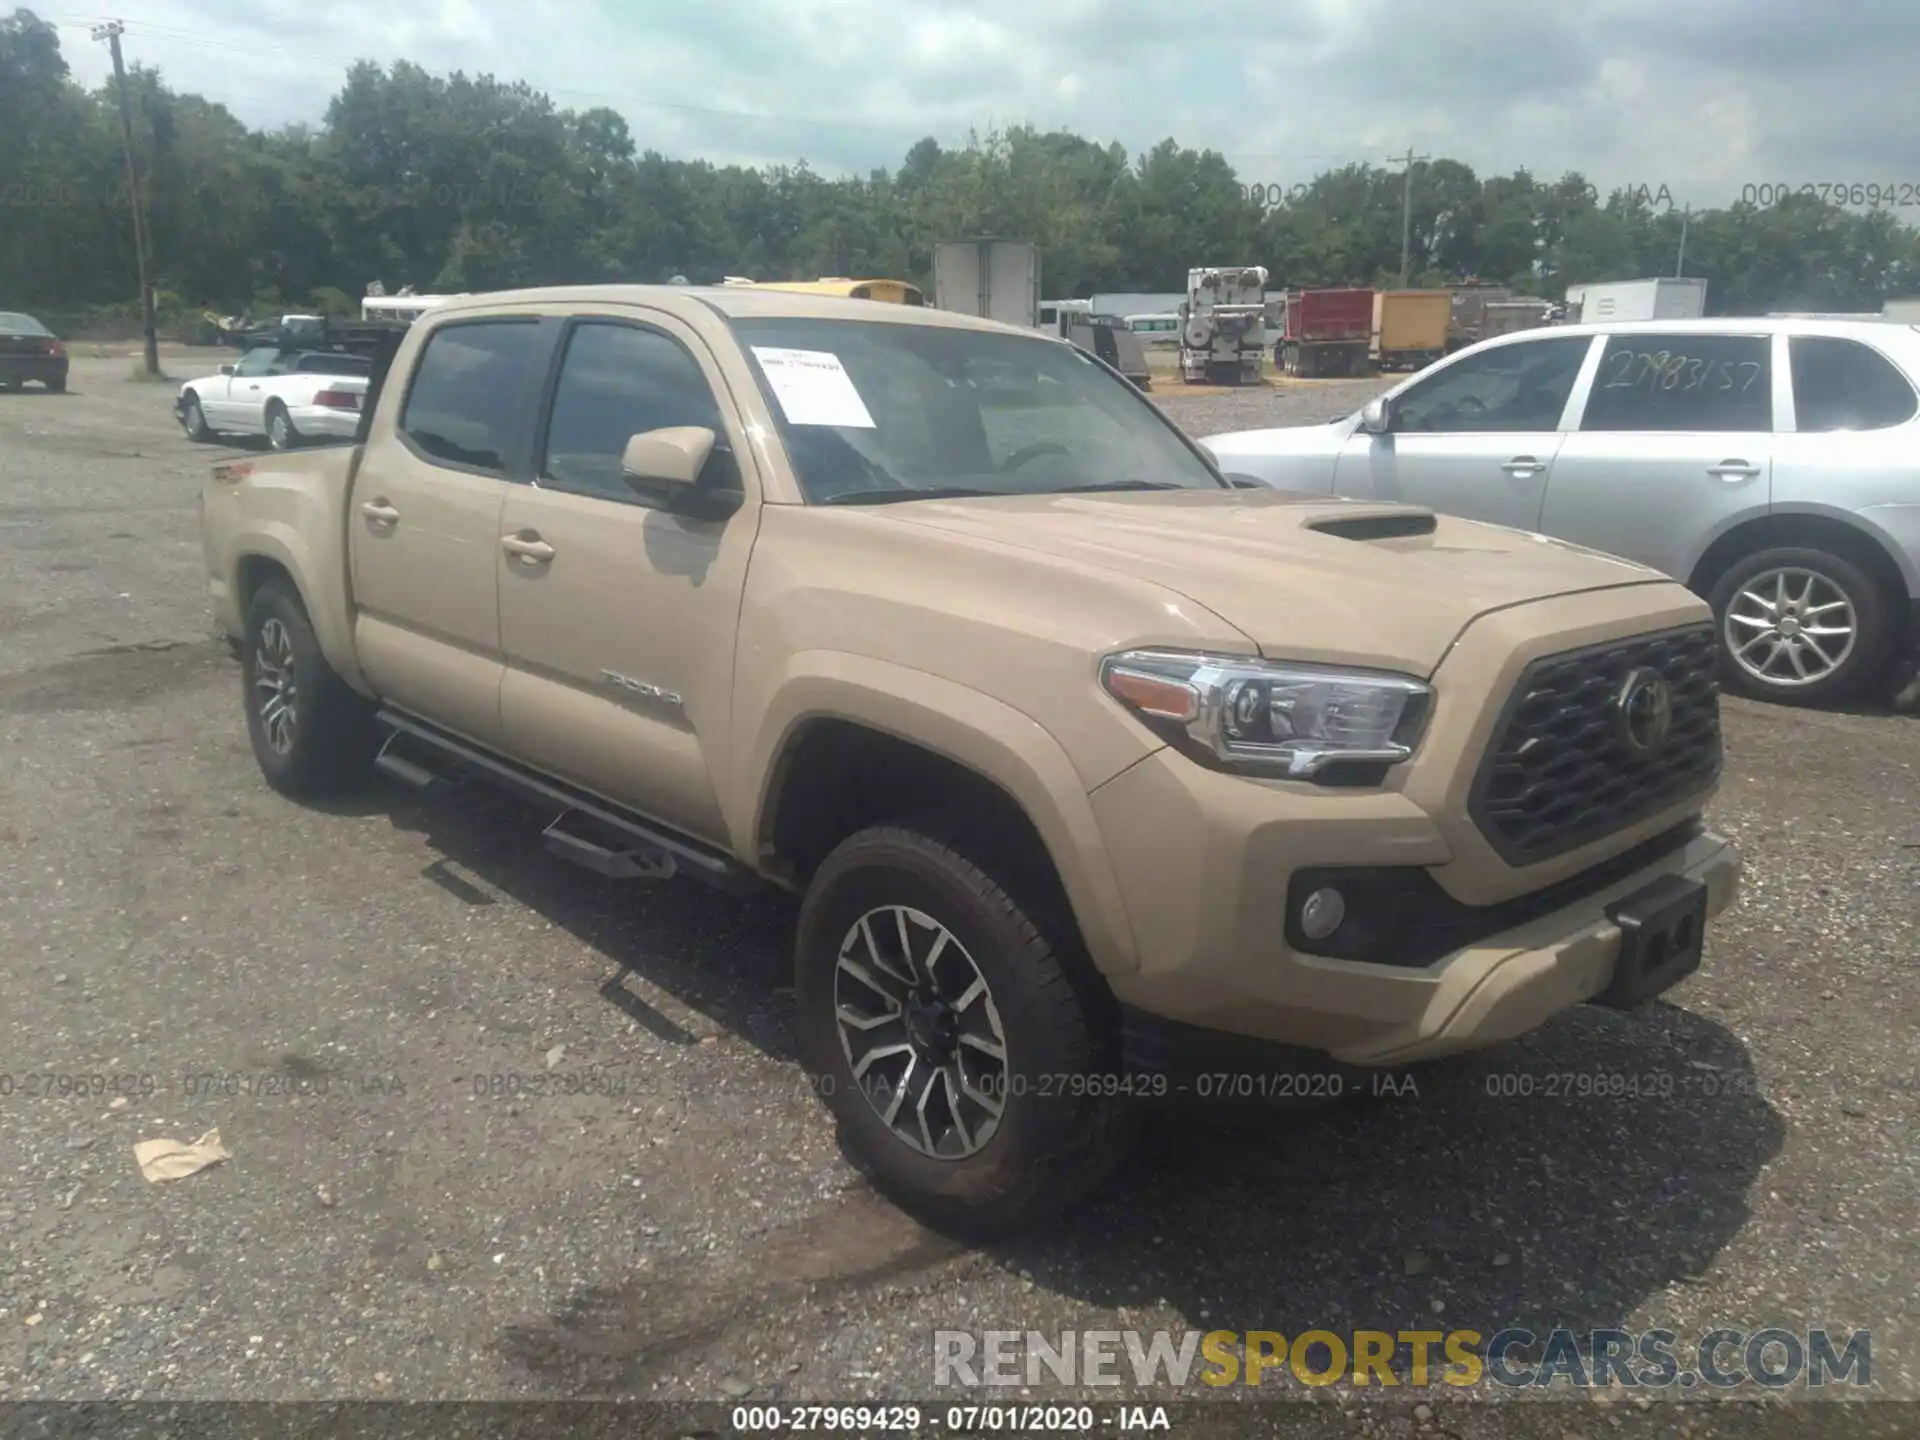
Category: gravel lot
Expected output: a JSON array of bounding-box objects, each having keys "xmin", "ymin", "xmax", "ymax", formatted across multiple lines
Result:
[{"xmin": 0, "ymin": 358, "xmax": 1913, "ymax": 1434}]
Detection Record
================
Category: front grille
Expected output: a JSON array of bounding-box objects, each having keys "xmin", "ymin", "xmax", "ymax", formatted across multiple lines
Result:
[{"xmin": 1470, "ymin": 624, "xmax": 1722, "ymax": 865}]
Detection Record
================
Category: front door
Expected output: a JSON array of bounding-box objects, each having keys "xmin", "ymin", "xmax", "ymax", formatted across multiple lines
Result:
[
  {"xmin": 496, "ymin": 312, "xmax": 762, "ymax": 843},
  {"xmin": 348, "ymin": 315, "xmax": 553, "ymax": 746},
  {"xmin": 206, "ymin": 346, "xmax": 284, "ymax": 427},
  {"xmin": 1541, "ymin": 330, "xmax": 1775, "ymax": 582},
  {"xmin": 1333, "ymin": 333, "xmax": 1596, "ymax": 532}
]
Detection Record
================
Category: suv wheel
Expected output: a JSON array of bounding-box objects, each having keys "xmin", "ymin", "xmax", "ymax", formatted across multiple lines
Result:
[
  {"xmin": 1708, "ymin": 546, "xmax": 1894, "ymax": 704},
  {"xmin": 794, "ymin": 823, "xmax": 1129, "ymax": 1237},
  {"xmin": 241, "ymin": 579, "xmax": 376, "ymax": 797}
]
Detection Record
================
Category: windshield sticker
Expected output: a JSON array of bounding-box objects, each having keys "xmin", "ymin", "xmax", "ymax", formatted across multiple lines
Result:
[{"xmin": 750, "ymin": 346, "xmax": 876, "ymax": 429}]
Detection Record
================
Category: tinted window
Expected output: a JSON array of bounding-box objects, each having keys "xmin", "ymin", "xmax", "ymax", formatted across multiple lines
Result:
[
  {"xmin": 401, "ymin": 321, "xmax": 543, "ymax": 472},
  {"xmin": 541, "ymin": 323, "xmax": 726, "ymax": 498},
  {"xmin": 296, "ymin": 352, "xmax": 372, "ymax": 376},
  {"xmin": 1391, "ymin": 336, "xmax": 1591, "ymax": 432},
  {"xmin": 1790, "ymin": 335, "xmax": 1916, "ymax": 431},
  {"xmin": 1581, "ymin": 334, "xmax": 1771, "ymax": 432}
]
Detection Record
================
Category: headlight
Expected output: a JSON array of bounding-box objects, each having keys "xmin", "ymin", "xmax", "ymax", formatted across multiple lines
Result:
[{"xmin": 1100, "ymin": 649, "xmax": 1431, "ymax": 779}]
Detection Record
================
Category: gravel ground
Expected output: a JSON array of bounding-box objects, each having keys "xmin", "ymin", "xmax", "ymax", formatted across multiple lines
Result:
[{"xmin": 0, "ymin": 360, "xmax": 1913, "ymax": 1435}]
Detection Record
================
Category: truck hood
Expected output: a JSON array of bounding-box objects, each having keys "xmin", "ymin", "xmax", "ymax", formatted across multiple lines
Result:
[{"xmin": 879, "ymin": 488, "xmax": 1667, "ymax": 676}]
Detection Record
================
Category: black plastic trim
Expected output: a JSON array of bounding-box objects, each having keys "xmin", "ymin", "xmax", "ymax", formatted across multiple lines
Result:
[
  {"xmin": 375, "ymin": 708, "xmax": 760, "ymax": 895},
  {"xmin": 1283, "ymin": 819, "xmax": 1704, "ymax": 969}
]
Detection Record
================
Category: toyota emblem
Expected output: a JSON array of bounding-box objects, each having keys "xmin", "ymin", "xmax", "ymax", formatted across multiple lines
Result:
[{"xmin": 1617, "ymin": 668, "xmax": 1675, "ymax": 756}]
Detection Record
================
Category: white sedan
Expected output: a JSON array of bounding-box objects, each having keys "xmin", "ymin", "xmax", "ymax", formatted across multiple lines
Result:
[{"xmin": 175, "ymin": 346, "xmax": 371, "ymax": 450}]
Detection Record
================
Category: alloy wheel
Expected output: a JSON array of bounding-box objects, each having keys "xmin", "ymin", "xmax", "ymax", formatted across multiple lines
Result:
[
  {"xmin": 1723, "ymin": 566, "xmax": 1857, "ymax": 688},
  {"xmin": 253, "ymin": 617, "xmax": 299, "ymax": 754},
  {"xmin": 834, "ymin": 904, "xmax": 1008, "ymax": 1160}
]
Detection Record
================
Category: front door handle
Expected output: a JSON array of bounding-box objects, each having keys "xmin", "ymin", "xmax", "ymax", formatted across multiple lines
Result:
[
  {"xmin": 1502, "ymin": 454, "xmax": 1544, "ymax": 475},
  {"xmin": 502, "ymin": 533, "xmax": 556, "ymax": 564},
  {"xmin": 1707, "ymin": 460, "xmax": 1761, "ymax": 480},
  {"xmin": 360, "ymin": 499, "xmax": 399, "ymax": 526}
]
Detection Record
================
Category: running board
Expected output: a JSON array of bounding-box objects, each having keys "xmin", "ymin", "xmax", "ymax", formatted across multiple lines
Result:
[{"xmin": 373, "ymin": 708, "xmax": 756, "ymax": 895}]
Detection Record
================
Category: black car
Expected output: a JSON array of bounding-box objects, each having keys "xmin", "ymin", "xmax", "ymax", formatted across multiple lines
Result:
[{"xmin": 0, "ymin": 311, "xmax": 69, "ymax": 392}]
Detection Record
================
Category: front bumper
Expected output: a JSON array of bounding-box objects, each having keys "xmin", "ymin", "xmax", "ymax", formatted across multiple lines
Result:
[{"xmin": 1091, "ymin": 742, "xmax": 1741, "ymax": 1066}]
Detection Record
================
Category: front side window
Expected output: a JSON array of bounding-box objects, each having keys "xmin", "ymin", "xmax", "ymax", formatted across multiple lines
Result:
[
  {"xmin": 400, "ymin": 320, "xmax": 544, "ymax": 473},
  {"xmin": 1789, "ymin": 335, "xmax": 1917, "ymax": 431},
  {"xmin": 233, "ymin": 347, "xmax": 284, "ymax": 377},
  {"xmin": 732, "ymin": 316, "xmax": 1222, "ymax": 503},
  {"xmin": 1580, "ymin": 333, "xmax": 1772, "ymax": 433},
  {"xmin": 1390, "ymin": 336, "xmax": 1592, "ymax": 433},
  {"xmin": 541, "ymin": 322, "xmax": 727, "ymax": 499}
]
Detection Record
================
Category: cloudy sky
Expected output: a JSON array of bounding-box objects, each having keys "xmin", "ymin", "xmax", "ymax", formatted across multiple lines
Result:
[{"xmin": 45, "ymin": 0, "xmax": 1920, "ymax": 210}]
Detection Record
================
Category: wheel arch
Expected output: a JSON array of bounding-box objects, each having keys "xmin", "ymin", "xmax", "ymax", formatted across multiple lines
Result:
[
  {"xmin": 741, "ymin": 658, "xmax": 1141, "ymax": 979},
  {"xmin": 1686, "ymin": 509, "xmax": 1913, "ymax": 618}
]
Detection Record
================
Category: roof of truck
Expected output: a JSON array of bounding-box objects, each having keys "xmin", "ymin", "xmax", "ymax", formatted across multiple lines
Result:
[{"xmin": 422, "ymin": 283, "xmax": 1023, "ymax": 335}]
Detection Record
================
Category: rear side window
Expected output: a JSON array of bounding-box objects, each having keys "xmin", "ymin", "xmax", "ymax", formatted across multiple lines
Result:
[
  {"xmin": 1581, "ymin": 334, "xmax": 1771, "ymax": 432},
  {"xmin": 540, "ymin": 322, "xmax": 727, "ymax": 499},
  {"xmin": 400, "ymin": 321, "xmax": 543, "ymax": 473},
  {"xmin": 1790, "ymin": 336, "xmax": 1917, "ymax": 431}
]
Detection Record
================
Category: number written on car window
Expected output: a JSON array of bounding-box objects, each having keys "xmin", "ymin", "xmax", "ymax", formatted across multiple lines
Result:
[
  {"xmin": 1600, "ymin": 347, "xmax": 1763, "ymax": 395},
  {"xmin": 1580, "ymin": 334, "xmax": 1772, "ymax": 433}
]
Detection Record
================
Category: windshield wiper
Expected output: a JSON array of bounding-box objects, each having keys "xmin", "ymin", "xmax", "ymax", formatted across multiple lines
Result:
[
  {"xmin": 1051, "ymin": 479, "xmax": 1188, "ymax": 494},
  {"xmin": 820, "ymin": 485, "xmax": 1002, "ymax": 506}
]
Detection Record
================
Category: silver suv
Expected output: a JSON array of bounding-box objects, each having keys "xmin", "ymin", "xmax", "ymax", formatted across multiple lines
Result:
[{"xmin": 1203, "ymin": 318, "xmax": 1920, "ymax": 704}]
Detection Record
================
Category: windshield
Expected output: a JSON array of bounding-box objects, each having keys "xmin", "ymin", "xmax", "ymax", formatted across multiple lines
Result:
[
  {"xmin": 731, "ymin": 317, "xmax": 1224, "ymax": 503},
  {"xmin": 0, "ymin": 312, "xmax": 50, "ymax": 336}
]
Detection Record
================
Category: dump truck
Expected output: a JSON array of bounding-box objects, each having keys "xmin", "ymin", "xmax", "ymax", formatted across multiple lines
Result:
[
  {"xmin": 1446, "ymin": 283, "xmax": 1515, "ymax": 352},
  {"xmin": 1481, "ymin": 298, "xmax": 1556, "ymax": 340},
  {"xmin": 1371, "ymin": 290, "xmax": 1451, "ymax": 371},
  {"xmin": 1276, "ymin": 287, "xmax": 1373, "ymax": 377}
]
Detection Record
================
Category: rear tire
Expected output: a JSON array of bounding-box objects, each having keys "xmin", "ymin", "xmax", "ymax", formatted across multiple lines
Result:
[
  {"xmin": 1707, "ymin": 545, "xmax": 1895, "ymax": 705},
  {"xmin": 241, "ymin": 579, "xmax": 377, "ymax": 798},
  {"xmin": 266, "ymin": 402, "xmax": 301, "ymax": 451},
  {"xmin": 794, "ymin": 822, "xmax": 1130, "ymax": 1238}
]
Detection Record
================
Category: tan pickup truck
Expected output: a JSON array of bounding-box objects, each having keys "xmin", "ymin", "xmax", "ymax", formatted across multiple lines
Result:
[{"xmin": 200, "ymin": 285, "xmax": 1742, "ymax": 1235}]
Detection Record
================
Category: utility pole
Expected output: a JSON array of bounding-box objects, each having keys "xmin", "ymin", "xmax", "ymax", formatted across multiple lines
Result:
[
  {"xmin": 1675, "ymin": 204, "xmax": 1691, "ymax": 278},
  {"xmin": 1390, "ymin": 147, "xmax": 1430, "ymax": 286},
  {"xmin": 93, "ymin": 20, "xmax": 159, "ymax": 376}
]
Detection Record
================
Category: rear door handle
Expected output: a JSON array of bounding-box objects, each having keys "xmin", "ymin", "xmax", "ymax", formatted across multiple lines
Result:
[
  {"xmin": 501, "ymin": 533, "xmax": 555, "ymax": 563},
  {"xmin": 1502, "ymin": 454, "xmax": 1544, "ymax": 475},
  {"xmin": 1707, "ymin": 461, "xmax": 1761, "ymax": 480},
  {"xmin": 360, "ymin": 500, "xmax": 399, "ymax": 526}
]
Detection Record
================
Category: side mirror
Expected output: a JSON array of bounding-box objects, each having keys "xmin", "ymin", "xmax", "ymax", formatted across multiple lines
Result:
[
  {"xmin": 621, "ymin": 426, "xmax": 716, "ymax": 489},
  {"xmin": 621, "ymin": 425, "xmax": 741, "ymax": 520},
  {"xmin": 219, "ymin": 364, "xmax": 235, "ymax": 375},
  {"xmin": 1359, "ymin": 396, "xmax": 1391, "ymax": 434}
]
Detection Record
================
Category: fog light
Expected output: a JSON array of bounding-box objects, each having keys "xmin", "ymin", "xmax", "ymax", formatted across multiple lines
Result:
[{"xmin": 1299, "ymin": 887, "xmax": 1346, "ymax": 941}]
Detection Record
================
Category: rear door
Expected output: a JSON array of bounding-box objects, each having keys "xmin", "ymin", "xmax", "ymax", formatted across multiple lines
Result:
[
  {"xmin": 494, "ymin": 310, "xmax": 761, "ymax": 842},
  {"xmin": 1540, "ymin": 330, "xmax": 1775, "ymax": 581},
  {"xmin": 348, "ymin": 314, "xmax": 555, "ymax": 746},
  {"xmin": 1332, "ymin": 332, "xmax": 1596, "ymax": 530}
]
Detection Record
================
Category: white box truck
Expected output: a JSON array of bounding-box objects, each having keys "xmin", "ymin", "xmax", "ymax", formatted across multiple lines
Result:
[
  {"xmin": 933, "ymin": 239, "xmax": 1040, "ymax": 329},
  {"xmin": 1562, "ymin": 277, "xmax": 1707, "ymax": 323}
]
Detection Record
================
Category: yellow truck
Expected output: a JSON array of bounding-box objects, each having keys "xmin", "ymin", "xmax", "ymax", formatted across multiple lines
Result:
[{"xmin": 1372, "ymin": 289, "xmax": 1452, "ymax": 371}]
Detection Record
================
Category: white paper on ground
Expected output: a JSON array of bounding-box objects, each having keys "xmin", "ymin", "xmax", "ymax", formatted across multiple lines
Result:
[{"xmin": 749, "ymin": 347, "xmax": 876, "ymax": 428}]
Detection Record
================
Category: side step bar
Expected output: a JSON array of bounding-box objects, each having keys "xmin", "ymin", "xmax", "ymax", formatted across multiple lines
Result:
[{"xmin": 373, "ymin": 708, "xmax": 758, "ymax": 895}]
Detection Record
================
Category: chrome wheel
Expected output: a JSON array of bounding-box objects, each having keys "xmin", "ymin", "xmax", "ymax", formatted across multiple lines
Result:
[
  {"xmin": 1724, "ymin": 567, "xmax": 1857, "ymax": 688},
  {"xmin": 834, "ymin": 904, "xmax": 1008, "ymax": 1160},
  {"xmin": 268, "ymin": 410, "xmax": 293, "ymax": 450},
  {"xmin": 253, "ymin": 617, "xmax": 298, "ymax": 754}
]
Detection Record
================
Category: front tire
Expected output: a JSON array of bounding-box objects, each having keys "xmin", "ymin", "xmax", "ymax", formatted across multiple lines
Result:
[
  {"xmin": 794, "ymin": 823, "xmax": 1129, "ymax": 1237},
  {"xmin": 1708, "ymin": 546, "xmax": 1895, "ymax": 704},
  {"xmin": 181, "ymin": 394, "xmax": 213, "ymax": 442},
  {"xmin": 241, "ymin": 579, "xmax": 376, "ymax": 798}
]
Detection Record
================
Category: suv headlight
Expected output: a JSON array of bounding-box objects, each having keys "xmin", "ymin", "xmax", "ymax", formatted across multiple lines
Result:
[{"xmin": 1100, "ymin": 650, "xmax": 1432, "ymax": 780}]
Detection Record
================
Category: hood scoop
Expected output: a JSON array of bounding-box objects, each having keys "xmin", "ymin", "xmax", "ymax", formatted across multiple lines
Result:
[{"xmin": 1306, "ymin": 507, "xmax": 1438, "ymax": 542}]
